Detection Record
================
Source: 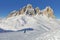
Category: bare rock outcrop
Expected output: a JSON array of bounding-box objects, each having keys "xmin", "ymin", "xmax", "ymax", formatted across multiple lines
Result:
[
  {"xmin": 43, "ymin": 6, "xmax": 55, "ymax": 18},
  {"xmin": 7, "ymin": 4, "xmax": 55, "ymax": 18}
]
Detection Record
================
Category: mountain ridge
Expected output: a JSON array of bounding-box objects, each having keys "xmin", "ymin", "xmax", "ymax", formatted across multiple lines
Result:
[
  {"xmin": 0, "ymin": 4, "xmax": 59, "ymax": 31},
  {"xmin": 7, "ymin": 4, "xmax": 55, "ymax": 18}
]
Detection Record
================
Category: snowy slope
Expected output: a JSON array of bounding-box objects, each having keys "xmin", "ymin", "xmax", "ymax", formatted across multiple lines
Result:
[
  {"xmin": 0, "ymin": 14, "xmax": 60, "ymax": 31},
  {"xmin": 0, "ymin": 4, "xmax": 60, "ymax": 40},
  {"xmin": 0, "ymin": 28, "xmax": 60, "ymax": 40}
]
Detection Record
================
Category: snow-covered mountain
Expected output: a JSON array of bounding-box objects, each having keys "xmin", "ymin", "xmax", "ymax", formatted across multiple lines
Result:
[
  {"xmin": 0, "ymin": 4, "xmax": 60, "ymax": 40},
  {"xmin": 0, "ymin": 4, "xmax": 60, "ymax": 31}
]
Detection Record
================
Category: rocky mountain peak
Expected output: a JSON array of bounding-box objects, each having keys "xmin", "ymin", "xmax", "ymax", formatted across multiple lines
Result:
[
  {"xmin": 35, "ymin": 7, "xmax": 40, "ymax": 14},
  {"xmin": 7, "ymin": 4, "xmax": 55, "ymax": 18},
  {"xmin": 42, "ymin": 6, "xmax": 55, "ymax": 18},
  {"xmin": 26, "ymin": 4, "xmax": 33, "ymax": 9}
]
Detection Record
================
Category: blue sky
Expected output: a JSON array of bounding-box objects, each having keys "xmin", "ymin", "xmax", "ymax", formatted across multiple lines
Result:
[{"xmin": 0, "ymin": 0, "xmax": 60, "ymax": 18}]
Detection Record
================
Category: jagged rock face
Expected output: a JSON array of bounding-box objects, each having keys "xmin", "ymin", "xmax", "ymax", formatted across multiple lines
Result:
[
  {"xmin": 19, "ymin": 9, "xmax": 25, "ymax": 15},
  {"xmin": 35, "ymin": 7, "xmax": 40, "ymax": 15},
  {"xmin": 7, "ymin": 10, "xmax": 17, "ymax": 17},
  {"xmin": 43, "ymin": 7, "xmax": 55, "ymax": 18},
  {"xmin": 26, "ymin": 4, "xmax": 35, "ymax": 16},
  {"xmin": 19, "ymin": 6, "xmax": 27, "ymax": 15},
  {"xmin": 26, "ymin": 9, "xmax": 35, "ymax": 15},
  {"xmin": 7, "ymin": 4, "xmax": 55, "ymax": 18}
]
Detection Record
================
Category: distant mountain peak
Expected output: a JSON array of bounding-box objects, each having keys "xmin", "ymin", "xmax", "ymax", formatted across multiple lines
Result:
[
  {"xmin": 7, "ymin": 4, "xmax": 55, "ymax": 18},
  {"xmin": 26, "ymin": 4, "xmax": 33, "ymax": 8},
  {"xmin": 42, "ymin": 6, "xmax": 55, "ymax": 18}
]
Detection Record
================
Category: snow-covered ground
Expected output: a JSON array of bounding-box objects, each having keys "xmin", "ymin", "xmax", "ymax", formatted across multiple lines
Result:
[
  {"xmin": 0, "ymin": 15, "xmax": 60, "ymax": 40},
  {"xmin": 0, "ymin": 28, "xmax": 60, "ymax": 40}
]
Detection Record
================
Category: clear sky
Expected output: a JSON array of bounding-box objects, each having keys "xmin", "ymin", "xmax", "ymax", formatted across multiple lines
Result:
[{"xmin": 0, "ymin": 0, "xmax": 60, "ymax": 18}]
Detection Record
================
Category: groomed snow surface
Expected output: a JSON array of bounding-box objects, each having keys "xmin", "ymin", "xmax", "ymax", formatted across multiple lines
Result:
[{"xmin": 0, "ymin": 28, "xmax": 60, "ymax": 40}]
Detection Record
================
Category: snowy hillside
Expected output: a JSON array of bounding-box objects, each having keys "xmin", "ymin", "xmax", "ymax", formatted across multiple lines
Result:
[
  {"xmin": 0, "ymin": 4, "xmax": 59, "ymax": 31},
  {"xmin": 0, "ymin": 4, "xmax": 60, "ymax": 40}
]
